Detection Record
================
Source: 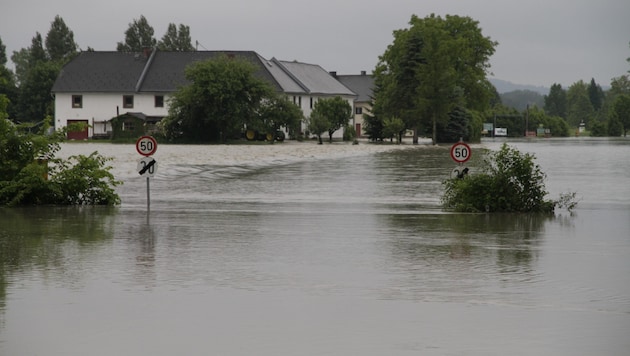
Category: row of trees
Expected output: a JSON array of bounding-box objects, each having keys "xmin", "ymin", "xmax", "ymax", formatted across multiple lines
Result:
[
  {"xmin": 0, "ymin": 15, "xmax": 195, "ymax": 125},
  {"xmin": 364, "ymin": 14, "xmax": 630, "ymax": 142},
  {"xmin": 544, "ymin": 77, "xmax": 630, "ymax": 136}
]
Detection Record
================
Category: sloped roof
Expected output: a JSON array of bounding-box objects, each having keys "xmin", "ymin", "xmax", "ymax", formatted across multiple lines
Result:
[
  {"xmin": 52, "ymin": 51, "xmax": 148, "ymax": 92},
  {"xmin": 335, "ymin": 73, "xmax": 374, "ymax": 102},
  {"xmin": 273, "ymin": 59, "xmax": 356, "ymax": 96},
  {"xmin": 52, "ymin": 50, "xmax": 283, "ymax": 93},
  {"xmin": 140, "ymin": 51, "xmax": 282, "ymax": 92}
]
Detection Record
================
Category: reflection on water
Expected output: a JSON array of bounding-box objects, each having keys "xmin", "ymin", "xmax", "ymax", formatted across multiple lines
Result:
[{"xmin": 1, "ymin": 139, "xmax": 630, "ymax": 355}]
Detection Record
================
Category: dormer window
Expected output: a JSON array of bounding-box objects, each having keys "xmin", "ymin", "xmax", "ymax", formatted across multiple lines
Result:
[
  {"xmin": 72, "ymin": 95, "xmax": 82, "ymax": 108},
  {"xmin": 123, "ymin": 95, "xmax": 134, "ymax": 108}
]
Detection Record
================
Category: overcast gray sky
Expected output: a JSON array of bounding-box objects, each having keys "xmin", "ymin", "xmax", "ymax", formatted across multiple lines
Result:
[{"xmin": 2, "ymin": 0, "xmax": 629, "ymax": 88}]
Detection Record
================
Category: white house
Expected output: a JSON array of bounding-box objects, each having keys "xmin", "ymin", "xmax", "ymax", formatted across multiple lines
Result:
[{"xmin": 51, "ymin": 49, "xmax": 356, "ymax": 140}]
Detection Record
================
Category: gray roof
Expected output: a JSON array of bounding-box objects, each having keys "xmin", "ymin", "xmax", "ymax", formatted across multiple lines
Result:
[
  {"xmin": 52, "ymin": 51, "xmax": 147, "ymax": 92},
  {"xmin": 273, "ymin": 59, "xmax": 356, "ymax": 96},
  {"xmin": 52, "ymin": 50, "xmax": 358, "ymax": 98},
  {"xmin": 335, "ymin": 73, "xmax": 374, "ymax": 102},
  {"xmin": 52, "ymin": 50, "xmax": 283, "ymax": 93}
]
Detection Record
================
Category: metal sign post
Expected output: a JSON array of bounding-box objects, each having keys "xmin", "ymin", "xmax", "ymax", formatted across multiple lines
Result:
[
  {"xmin": 136, "ymin": 136, "xmax": 158, "ymax": 210},
  {"xmin": 450, "ymin": 140, "xmax": 472, "ymax": 179}
]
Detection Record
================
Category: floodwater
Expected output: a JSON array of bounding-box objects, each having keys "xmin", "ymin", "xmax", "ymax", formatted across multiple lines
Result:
[{"xmin": 1, "ymin": 138, "xmax": 629, "ymax": 355}]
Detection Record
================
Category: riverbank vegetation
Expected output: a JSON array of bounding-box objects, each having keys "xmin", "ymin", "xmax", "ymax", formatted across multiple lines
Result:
[{"xmin": 442, "ymin": 143, "xmax": 577, "ymax": 213}]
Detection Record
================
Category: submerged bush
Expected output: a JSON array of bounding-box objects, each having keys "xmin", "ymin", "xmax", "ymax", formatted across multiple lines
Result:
[
  {"xmin": 442, "ymin": 143, "xmax": 572, "ymax": 213},
  {"xmin": 0, "ymin": 115, "xmax": 121, "ymax": 206}
]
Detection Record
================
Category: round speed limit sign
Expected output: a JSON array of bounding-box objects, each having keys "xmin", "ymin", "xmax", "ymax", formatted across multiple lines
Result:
[
  {"xmin": 136, "ymin": 136, "xmax": 158, "ymax": 156},
  {"xmin": 450, "ymin": 142, "xmax": 471, "ymax": 163}
]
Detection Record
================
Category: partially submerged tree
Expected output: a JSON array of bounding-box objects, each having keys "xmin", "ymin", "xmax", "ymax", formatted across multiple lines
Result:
[
  {"xmin": 306, "ymin": 110, "xmax": 329, "ymax": 144},
  {"xmin": 442, "ymin": 144, "xmax": 576, "ymax": 213},
  {"xmin": 310, "ymin": 97, "xmax": 352, "ymax": 142},
  {"xmin": 0, "ymin": 101, "xmax": 121, "ymax": 206},
  {"xmin": 255, "ymin": 95, "xmax": 303, "ymax": 140}
]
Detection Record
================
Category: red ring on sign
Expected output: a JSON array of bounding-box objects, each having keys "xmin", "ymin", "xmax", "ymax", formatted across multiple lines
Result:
[
  {"xmin": 136, "ymin": 136, "xmax": 158, "ymax": 156},
  {"xmin": 450, "ymin": 142, "xmax": 471, "ymax": 163}
]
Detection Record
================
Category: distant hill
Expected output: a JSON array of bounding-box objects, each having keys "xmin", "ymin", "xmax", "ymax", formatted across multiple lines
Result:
[
  {"xmin": 499, "ymin": 90, "xmax": 544, "ymax": 111},
  {"xmin": 489, "ymin": 78, "xmax": 549, "ymax": 95}
]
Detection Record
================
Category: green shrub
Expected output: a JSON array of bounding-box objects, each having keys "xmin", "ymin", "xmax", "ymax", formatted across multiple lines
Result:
[
  {"xmin": 442, "ymin": 143, "xmax": 566, "ymax": 213},
  {"xmin": 1, "ymin": 115, "xmax": 121, "ymax": 206}
]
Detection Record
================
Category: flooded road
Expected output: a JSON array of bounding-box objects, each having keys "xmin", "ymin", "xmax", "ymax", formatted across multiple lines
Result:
[{"xmin": 1, "ymin": 138, "xmax": 629, "ymax": 355}]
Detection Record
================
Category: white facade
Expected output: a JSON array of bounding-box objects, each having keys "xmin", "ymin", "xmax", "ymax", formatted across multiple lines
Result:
[{"xmin": 54, "ymin": 92, "xmax": 170, "ymax": 136}]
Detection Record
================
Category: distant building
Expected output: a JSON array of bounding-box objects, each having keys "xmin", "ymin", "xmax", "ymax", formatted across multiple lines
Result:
[
  {"xmin": 51, "ymin": 50, "xmax": 356, "ymax": 139},
  {"xmin": 333, "ymin": 71, "xmax": 374, "ymax": 138}
]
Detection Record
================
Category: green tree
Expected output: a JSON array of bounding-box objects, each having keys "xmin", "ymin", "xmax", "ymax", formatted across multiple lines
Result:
[
  {"xmin": 161, "ymin": 54, "xmax": 273, "ymax": 142},
  {"xmin": 382, "ymin": 116, "xmax": 406, "ymax": 143},
  {"xmin": 611, "ymin": 94, "xmax": 630, "ymax": 136},
  {"xmin": 587, "ymin": 78, "xmax": 604, "ymax": 112},
  {"xmin": 10, "ymin": 32, "xmax": 61, "ymax": 122},
  {"xmin": 45, "ymin": 15, "xmax": 78, "ymax": 62},
  {"xmin": 307, "ymin": 110, "xmax": 329, "ymax": 144},
  {"xmin": 442, "ymin": 144, "xmax": 562, "ymax": 213},
  {"xmin": 310, "ymin": 97, "xmax": 352, "ymax": 142},
  {"xmin": 0, "ymin": 37, "xmax": 18, "ymax": 119},
  {"xmin": 373, "ymin": 14, "xmax": 497, "ymax": 145},
  {"xmin": 117, "ymin": 15, "xmax": 157, "ymax": 52},
  {"xmin": 158, "ymin": 23, "xmax": 195, "ymax": 51},
  {"xmin": 16, "ymin": 61, "xmax": 59, "ymax": 122},
  {"xmin": 0, "ymin": 110, "xmax": 121, "ymax": 206},
  {"xmin": 362, "ymin": 109, "xmax": 384, "ymax": 141},
  {"xmin": 255, "ymin": 95, "xmax": 303, "ymax": 140},
  {"xmin": 566, "ymin": 80, "xmax": 594, "ymax": 128},
  {"xmin": 544, "ymin": 83, "xmax": 567, "ymax": 118}
]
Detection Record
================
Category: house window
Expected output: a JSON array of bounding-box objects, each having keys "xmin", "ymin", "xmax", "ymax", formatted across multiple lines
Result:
[
  {"xmin": 123, "ymin": 95, "xmax": 134, "ymax": 108},
  {"xmin": 298, "ymin": 96, "xmax": 302, "ymax": 107},
  {"xmin": 355, "ymin": 107, "xmax": 363, "ymax": 115},
  {"xmin": 122, "ymin": 121, "xmax": 135, "ymax": 131},
  {"xmin": 72, "ymin": 95, "xmax": 82, "ymax": 108},
  {"xmin": 310, "ymin": 97, "xmax": 313, "ymax": 109},
  {"xmin": 155, "ymin": 95, "xmax": 164, "ymax": 108}
]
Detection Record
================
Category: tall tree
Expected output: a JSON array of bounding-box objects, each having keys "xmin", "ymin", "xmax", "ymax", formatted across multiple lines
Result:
[
  {"xmin": 10, "ymin": 32, "xmax": 60, "ymax": 122},
  {"xmin": 373, "ymin": 14, "xmax": 496, "ymax": 144},
  {"xmin": 544, "ymin": 83, "xmax": 567, "ymax": 118},
  {"xmin": 158, "ymin": 23, "xmax": 195, "ymax": 51},
  {"xmin": 161, "ymin": 54, "xmax": 273, "ymax": 142},
  {"xmin": 566, "ymin": 80, "xmax": 594, "ymax": 128},
  {"xmin": 116, "ymin": 15, "xmax": 157, "ymax": 52},
  {"xmin": 0, "ymin": 37, "xmax": 17, "ymax": 120},
  {"xmin": 45, "ymin": 15, "xmax": 78, "ymax": 62},
  {"xmin": 587, "ymin": 78, "xmax": 604, "ymax": 112},
  {"xmin": 611, "ymin": 94, "xmax": 630, "ymax": 136}
]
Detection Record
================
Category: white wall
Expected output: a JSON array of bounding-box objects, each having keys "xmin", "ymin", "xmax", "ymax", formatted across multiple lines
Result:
[{"xmin": 54, "ymin": 92, "xmax": 170, "ymax": 136}]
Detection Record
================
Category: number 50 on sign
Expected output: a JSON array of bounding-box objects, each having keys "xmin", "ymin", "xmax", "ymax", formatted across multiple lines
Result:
[{"xmin": 450, "ymin": 142, "xmax": 471, "ymax": 163}]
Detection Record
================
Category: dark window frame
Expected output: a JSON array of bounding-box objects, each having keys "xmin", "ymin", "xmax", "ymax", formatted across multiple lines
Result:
[
  {"xmin": 72, "ymin": 95, "xmax": 83, "ymax": 108},
  {"xmin": 123, "ymin": 95, "xmax": 134, "ymax": 108},
  {"xmin": 155, "ymin": 95, "xmax": 164, "ymax": 108}
]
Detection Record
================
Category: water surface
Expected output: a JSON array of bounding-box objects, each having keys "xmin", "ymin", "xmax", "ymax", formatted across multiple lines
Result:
[{"xmin": 1, "ymin": 138, "xmax": 629, "ymax": 355}]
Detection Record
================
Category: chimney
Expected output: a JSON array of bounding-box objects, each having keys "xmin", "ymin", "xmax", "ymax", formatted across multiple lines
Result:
[
  {"xmin": 329, "ymin": 71, "xmax": 337, "ymax": 78},
  {"xmin": 143, "ymin": 47, "xmax": 152, "ymax": 58},
  {"xmin": 361, "ymin": 71, "xmax": 366, "ymax": 75}
]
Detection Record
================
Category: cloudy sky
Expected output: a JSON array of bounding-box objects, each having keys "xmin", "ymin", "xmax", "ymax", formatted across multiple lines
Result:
[{"xmin": 1, "ymin": 0, "xmax": 628, "ymax": 88}]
